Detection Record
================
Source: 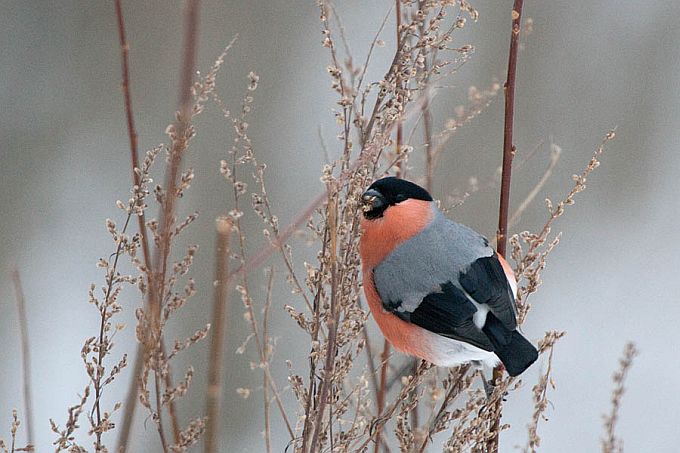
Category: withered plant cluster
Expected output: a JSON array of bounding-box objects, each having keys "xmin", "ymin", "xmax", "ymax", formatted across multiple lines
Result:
[{"xmin": 2, "ymin": 1, "xmax": 635, "ymax": 453}]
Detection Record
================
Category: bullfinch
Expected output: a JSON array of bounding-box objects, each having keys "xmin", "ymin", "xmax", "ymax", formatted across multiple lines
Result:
[{"xmin": 359, "ymin": 177, "xmax": 538, "ymax": 377}]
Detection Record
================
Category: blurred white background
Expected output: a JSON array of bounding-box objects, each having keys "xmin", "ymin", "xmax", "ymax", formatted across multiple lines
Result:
[{"xmin": 1, "ymin": 1, "xmax": 679, "ymax": 451}]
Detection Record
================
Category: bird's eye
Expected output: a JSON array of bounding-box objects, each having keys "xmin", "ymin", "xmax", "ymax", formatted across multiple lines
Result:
[{"xmin": 394, "ymin": 194, "xmax": 406, "ymax": 203}]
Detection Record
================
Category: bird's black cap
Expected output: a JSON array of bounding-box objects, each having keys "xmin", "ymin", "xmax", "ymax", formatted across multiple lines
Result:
[{"xmin": 361, "ymin": 177, "xmax": 433, "ymax": 219}]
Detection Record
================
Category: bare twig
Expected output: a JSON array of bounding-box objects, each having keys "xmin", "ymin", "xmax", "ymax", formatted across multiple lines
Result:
[
  {"xmin": 204, "ymin": 218, "xmax": 233, "ymax": 453},
  {"xmin": 496, "ymin": 0, "xmax": 524, "ymax": 259},
  {"xmin": 10, "ymin": 270, "xmax": 33, "ymax": 447},
  {"xmin": 491, "ymin": 2, "xmax": 525, "ymax": 452}
]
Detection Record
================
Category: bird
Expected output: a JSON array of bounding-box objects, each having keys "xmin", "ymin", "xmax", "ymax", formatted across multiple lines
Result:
[{"xmin": 358, "ymin": 176, "xmax": 538, "ymax": 377}]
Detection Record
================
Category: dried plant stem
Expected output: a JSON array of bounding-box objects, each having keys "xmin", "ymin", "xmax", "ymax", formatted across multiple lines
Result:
[
  {"xmin": 417, "ymin": 365, "xmax": 471, "ymax": 453},
  {"xmin": 10, "ymin": 270, "xmax": 33, "ymax": 447},
  {"xmin": 508, "ymin": 145, "xmax": 560, "ymax": 227},
  {"xmin": 227, "ymin": 138, "xmax": 295, "ymax": 441},
  {"xmin": 204, "ymin": 218, "xmax": 233, "ymax": 453},
  {"xmin": 491, "ymin": 2, "xmax": 524, "ymax": 452},
  {"xmin": 417, "ymin": 0, "xmax": 434, "ymax": 193},
  {"xmin": 373, "ymin": 340, "xmax": 391, "ymax": 453},
  {"xmin": 154, "ymin": 368, "xmax": 170, "ymax": 452},
  {"xmin": 162, "ymin": 340, "xmax": 182, "ymax": 444},
  {"xmin": 113, "ymin": 1, "xmax": 156, "ymax": 450},
  {"xmin": 356, "ymin": 362, "xmax": 431, "ymax": 451},
  {"xmin": 143, "ymin": 1, "xmax": 202, "ymax": 449},
  {"xmin": 308, "ymin": 195, "xmax": 340, "ymax": 453},
  {"xmin": 496, "ymin": 0, "xmax": 524, "ymax": 259},
  {"xmin": 262, "ymin": 269, "xmax": 275, "ymax": 453},
  {"xmin": 602, "ymin": 342, "xmax": 637, "ymax": 453},
  {"xmin": 524, "ymin": 331, "xmax": 564, "ymax": 453},
  {"xmin": 394, "ymin": 0, "xmax": 404, "ymax": 178},
  {"xmin": 117, "ymin": 353, "xmax": 141, "ymax": 452},
  {"xmin": 114, "ymin": 0, "xmax": 152, "ymax": 271}
]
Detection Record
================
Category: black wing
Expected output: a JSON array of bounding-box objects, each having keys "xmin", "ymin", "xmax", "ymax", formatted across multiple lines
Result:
[
  {"xmin": 380, "ymin": 254, "xmax": 518, "ymax": 351},
  {"xmin": 386, "ymin": 281, "xmax": 495, "ymax": 351},
  {"xmin": 458, "ymin": 254, "xmax": 517, "ymax": 330}
]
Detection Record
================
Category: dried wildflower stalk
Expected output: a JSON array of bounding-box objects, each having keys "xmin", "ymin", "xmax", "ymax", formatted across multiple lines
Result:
[
  {"xmin": 216, "ymin": 69, "xmax": 296, "ymax": 441},
  {"xmin": 511, "ymin": 130, "xmax": 616, "ymax": 324},
  {"xmin": 49, "ymin": 150, "xmax": 157, "ymax": 451},
  {"xmin": 0, "ymin": 410, "xmax": 34, "ymax": 453},
  {"xmin": 602, "ymin": 342, "xmax": 637, "ymax": 453},
  {"xmin": 523, "ymin": 330, "xmax": 566, "ymax": 453}
]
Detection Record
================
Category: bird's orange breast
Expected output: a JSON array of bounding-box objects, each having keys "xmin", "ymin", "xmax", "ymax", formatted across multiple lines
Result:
[
  {"xmin": 359, "ymin": 199, "xmax": 436, "ymax": 356},
  {"xmin": 359, "ymin": 199, "xmax": 434, "ymax": 269}
]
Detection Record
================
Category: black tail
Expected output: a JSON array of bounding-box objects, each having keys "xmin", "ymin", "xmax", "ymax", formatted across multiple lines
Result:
[{"xmin": 482, "ymin": 313, "xmax": 538, "ymax": 377}]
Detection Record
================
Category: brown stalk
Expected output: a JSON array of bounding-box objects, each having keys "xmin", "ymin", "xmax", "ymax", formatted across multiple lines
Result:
[
  {"xmin": 394, "ymin": 0, "xmax": 404, "ymax": 179},
  {"xmin": 145, "ymin": 0, "xmax": 201, "ymax": 449},
  {"xmin": 373, "ymin": 339, "xmax": 391, "ymax": 453},
  {"xmin": 112, "ymin": 1, "xmax": 157, "ymax": 449},
  {"xmin": 10, "ymin": 270, "xmax": 34, "ymax": 447},
  {"xmin": 490, "ymin": 2, "xmax": 524, "ymax": 452},
  {"xmin": 113, "ymin": 1, "xmax": 183, "ymax": 448},
  {"xmin": 114, "ymin": 0, "xmax": 152, "ymax": 270},
  {"xmin": 262, "ymin": 268, "xmax": 275, "ymax": 453},
  {"xmin": 299, "ymin": 229, "xmax": 329, "ymax": 452},
  {"xmin": 307, "ymin": 194, "xmax": 340, "ymax": 453},
  {"xmin": 204, "ymin": 218, "xmax": 233, "ymax": 453},
  {"xmin": 418, "ymin": 0, "xmax": 434, "ymax": 193}
]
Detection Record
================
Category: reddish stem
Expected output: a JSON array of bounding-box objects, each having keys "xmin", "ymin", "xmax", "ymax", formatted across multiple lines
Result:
[{"xmin": 490, "ymin": 2, "xmax": 524, "ymax": 452}]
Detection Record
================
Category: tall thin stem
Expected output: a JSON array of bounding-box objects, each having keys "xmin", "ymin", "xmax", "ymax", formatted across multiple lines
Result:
[
  {"xmin": 490, "ymin": 2, "xmax": 525, "ymax": 452},
  {"xmin": 308, "ymin": 195, "xmax": 340, "ymax": 453},
  {"xmin": 11, "ymin": 270, "xmax": 33, "ymax": 447},
  {"xmin": 112, "ymin": 0, "xmax": 155, "ymax": 449},
  {"xmin": 496, "ymin": 1, "xmax": 524, "ymax": 259},
  {"xmin": 204, "ymin": 218, "xmax": 233, "ymax": 453}
]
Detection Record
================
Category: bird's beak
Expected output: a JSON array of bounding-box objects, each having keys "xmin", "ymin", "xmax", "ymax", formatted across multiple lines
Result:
[{"xmin": 361, "ymin": 189, "xmax": 386, "ymax": 213}]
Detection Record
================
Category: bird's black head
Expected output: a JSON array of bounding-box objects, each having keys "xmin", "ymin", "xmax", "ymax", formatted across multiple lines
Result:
[{"xmin": 361, "ymin": 177, "xmax": 433, "ymax": 219}]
